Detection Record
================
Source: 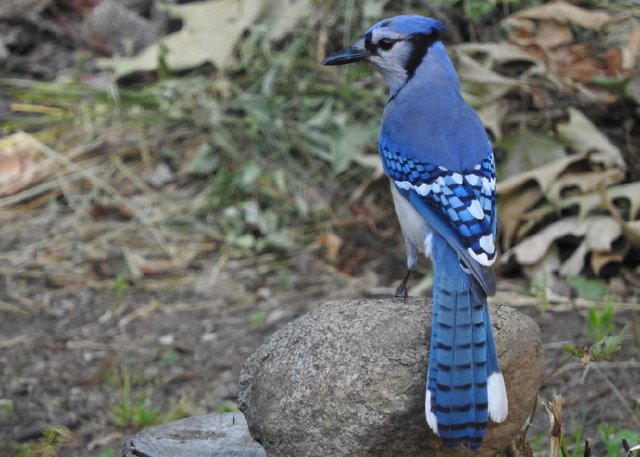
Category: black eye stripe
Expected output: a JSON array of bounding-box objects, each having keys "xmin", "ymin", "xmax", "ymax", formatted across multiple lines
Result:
[{"xmin": 378, "ymin": 38, "xmax": 397, "ymax": 50}]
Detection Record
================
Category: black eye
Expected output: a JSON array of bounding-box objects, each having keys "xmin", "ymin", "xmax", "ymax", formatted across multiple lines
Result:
[{"xmin": 378, "ymin": 38, "xmax": 395, "ymax": 50}]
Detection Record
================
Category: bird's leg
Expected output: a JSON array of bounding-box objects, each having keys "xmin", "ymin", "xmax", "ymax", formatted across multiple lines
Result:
[{"xmin": 394, "ymin": 268, "xmax": 412, "ymax": 301}]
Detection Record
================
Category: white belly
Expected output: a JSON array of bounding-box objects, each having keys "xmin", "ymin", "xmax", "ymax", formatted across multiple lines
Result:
[{"xmin": 390, "ymin": 181, "xmax": 433, "ymax": 266}]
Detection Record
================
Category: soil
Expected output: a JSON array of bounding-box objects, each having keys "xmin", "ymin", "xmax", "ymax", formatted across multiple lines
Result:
[
  {"xmin": 1, "ymin": 2, "xmax": 639, "ymax": 457},
  {"xmin": 1, "ymin": 208, "xmax": 639, "ymax": 456}
]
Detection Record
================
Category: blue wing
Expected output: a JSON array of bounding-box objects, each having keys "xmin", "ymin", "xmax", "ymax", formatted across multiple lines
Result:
[{"xmin": 380, "ymin": 137, "xmax": 497, "ymax": 296}]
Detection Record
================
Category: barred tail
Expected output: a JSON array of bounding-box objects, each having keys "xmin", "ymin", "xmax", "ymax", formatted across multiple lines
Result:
[{"xmin": 425, "ymin": 234, "xmax": 507, "ymax": 451}]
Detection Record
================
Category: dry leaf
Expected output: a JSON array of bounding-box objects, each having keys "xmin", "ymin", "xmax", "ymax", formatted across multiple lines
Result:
[
  {"xmin": 100, "ymin": 0, "xmax": 263, "ymax": 77},
  {"xmin": 622, "ymin": 28, "xmax": 640, "ymax": 71},
  {"xmin": 100, "ymin": 0, "xmax": 311, "ymax": 78},
  {"xmin": 511, "ymin": 1, "xmax": 610, "ymax": 31},
  {"xmin": 454, "ymin": 51, "xmax": 522, "ymax": 106},
  {"xmin": 590, "ymin": 250, "xmax": 625, "ymax": 276},
  {"xmin": 498, "ymin": 152, "xmax": 587, "ymax": 197},
  {"xmin": 316, "ymin": 232, "xmax": 343, "ymax": 260},
  {"xmin": 545, "ymin": 168, "xmax": 625, "ymax": 206},
  {"xmin": 504, "ymin": 216, "xmax": 623, "ymax": 277},
  {"xmin": 556, "ymin": 108, "xmax": 625, "ymax": 169},
  {"xmin": 535, "ymin": 20, "xmax": 572, "ymax": 49},
  {"xmin": 545, "ymin": 395, "xmax": 564, "ymax": 457},
  {"xmin": 0, "ymin": 132, "xmax": 40, "ymax": 197}
]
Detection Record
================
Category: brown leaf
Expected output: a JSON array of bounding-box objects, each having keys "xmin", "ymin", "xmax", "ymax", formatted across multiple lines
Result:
[
  {"xmin": 504, "ymin": 216, "xmax": 623, "ymax": 277},
  {"xmin": 498, "ymin": 183, "xmax": 542, "ymax": 251},
  {"xmin": 0, "ymin": 132, "xmax": 40, "ymax": 197},
  {"xmin": 623, "ymin": 28, "xmax": 640, "ymax": 71},
  {"xmin": 512, "ymin": 1, "xmax": 611, "ymax": 31},
  {"xmin": 140, "ymin": 259, "xmax": 180, "ymax": 276},
  {"xmin": 590, "ymin": 250, "xmax": 624, "ymax": 276},
  {"xmin": 535, "ymin": 20, "xmax": 572, "ymax": 49},
  {"xmin": 90, "ymin": 201, "xmax": 135, "ymax": 221},
  {"xmin": 316, "ymin": 232, "xmax": 343, "ymax": 261},
  {"xmin": 556, "ymin": 108, "xmax": 625, "ymax": 169}
]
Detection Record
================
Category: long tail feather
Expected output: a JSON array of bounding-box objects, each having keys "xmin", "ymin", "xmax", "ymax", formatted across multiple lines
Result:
[{"xmin": 425, "ymin": 233, "xmax": 505, "ymax": 451}]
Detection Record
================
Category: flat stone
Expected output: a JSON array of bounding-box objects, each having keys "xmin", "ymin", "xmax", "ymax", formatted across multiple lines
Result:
[
  {"xmin": 238, "ymin": 298, "xmax": 544, "ymax": 457},
  {"xmin": 122, "ymin": 412, "xmax": 266, "ymax": 457}
]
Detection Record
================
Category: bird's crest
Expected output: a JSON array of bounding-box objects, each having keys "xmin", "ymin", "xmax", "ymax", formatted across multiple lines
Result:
[{"xmin": 366, "ymin": 15, "xmax": 446, "ymax": 37}]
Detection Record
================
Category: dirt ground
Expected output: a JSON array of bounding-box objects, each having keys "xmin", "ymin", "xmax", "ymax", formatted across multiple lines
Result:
[
  {"xmin": 1, "ymin": 2, "xmax": 639, "ymax": 456},
  {"xmin": 1, "ymin": 205, "xmax": 639, "ymax": 456}
]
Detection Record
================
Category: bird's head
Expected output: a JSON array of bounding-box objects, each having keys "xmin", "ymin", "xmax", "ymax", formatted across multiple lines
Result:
[{"xmin": 323, "ymin": 15, "xmax": 446, "ymax": 93}]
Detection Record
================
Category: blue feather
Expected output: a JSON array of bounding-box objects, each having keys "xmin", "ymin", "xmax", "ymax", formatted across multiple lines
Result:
[
  {"xmin": 322, "ymin": 14, "xmax": 508, "ymax": 451},
  {"xmin": 430, "ymin": 233, "xmax": 488, "ymax": 450}
]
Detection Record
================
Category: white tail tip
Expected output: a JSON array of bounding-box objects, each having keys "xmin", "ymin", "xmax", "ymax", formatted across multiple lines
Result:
[
  {"xmin": 425, "ymin": 386, "xmax": 438, "ymax": 434},
  {"xmin": 488, "ymin": 372, "xmax": 508, "ymax": 422}
]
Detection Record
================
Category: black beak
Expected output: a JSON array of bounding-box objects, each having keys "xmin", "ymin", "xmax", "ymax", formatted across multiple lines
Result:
[{"xmin": 322, "ymin": 44, "xmax": 368, "ymax": 66}]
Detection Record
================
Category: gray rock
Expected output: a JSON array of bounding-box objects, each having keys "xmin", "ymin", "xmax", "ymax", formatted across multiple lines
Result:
[
  {"xmin": 238, "ymin": 299, "xmax": 544, "ymax": 457},
  {"xmin": 0, "ymin": 0, "xmax": 50, "ymax": 19},
  {"xmin": 82, "ymin": 0, "xmax": 158, "ymax": 57},
  {"xmin": 122, "ymin": 412, "xmax": 266, "ymax": 457}
]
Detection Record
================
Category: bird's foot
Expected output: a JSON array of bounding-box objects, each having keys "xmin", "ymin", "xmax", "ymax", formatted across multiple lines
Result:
[
  {"xmin": 394, "ymin": 284, "xmax": 409, "ymax": 303},
  {"xmin": 394, "ymin": 269, "xmax": 412, "ymax": 303}
]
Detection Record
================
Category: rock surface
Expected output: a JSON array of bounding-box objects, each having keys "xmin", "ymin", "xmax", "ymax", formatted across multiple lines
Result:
[
  {"xmin": 82, "ymin": 0, "xmax": 158, "ymax": 56},
  {"xmin": 238, "ymin": 298, "xmax": 544, "ymax": 457},
  {"xmin": 122, "ymin": 412, "xmax": 266, "ymax": 457}
]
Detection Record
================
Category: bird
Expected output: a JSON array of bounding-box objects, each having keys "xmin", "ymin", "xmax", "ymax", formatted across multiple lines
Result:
[{"xmin": 323, "ymin": 15, "xmax": 508, "ymax": 451}]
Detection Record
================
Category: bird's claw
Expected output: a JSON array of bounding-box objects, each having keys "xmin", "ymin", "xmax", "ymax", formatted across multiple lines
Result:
[
  {"xmin": 394, "ymin": 285, "xmax": 409, "ymax": 303},
  {"xmin": 394, "ymin": 269, "xmax": 412, "ymax": 303}
]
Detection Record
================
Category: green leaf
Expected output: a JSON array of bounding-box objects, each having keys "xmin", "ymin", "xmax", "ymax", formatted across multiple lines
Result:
[
  {"xmin": 590, "ymin": 325, "xmax": 628, "ymax": 362},
  {"xmin": 331, "ymin": 124, "xmax": 377, "ymax": 174},
  {"xmin": 568, "ymin": 276, "xmax": 608, "ymax": 301},
  {"xmin": 563, "ymin": 343, "xmax": 582, "ymax": 358},
  {"xmin": 463, "ymin": 0, "xmax": 496, "ymax": 20}
]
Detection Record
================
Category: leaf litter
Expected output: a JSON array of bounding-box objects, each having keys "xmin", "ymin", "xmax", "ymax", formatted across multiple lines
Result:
[{"xmin": 0, "ymin": 0, "xmax": 639, "ymax": 455}]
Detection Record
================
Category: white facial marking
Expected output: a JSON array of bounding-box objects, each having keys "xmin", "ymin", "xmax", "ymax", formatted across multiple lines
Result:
[
  {"xmin": 366, "ymin": 29, "xmax": 414, "ymax": 96},
  {"xmin": 468, "ymin": 199, "xmax": 484, "ymax": 220}
]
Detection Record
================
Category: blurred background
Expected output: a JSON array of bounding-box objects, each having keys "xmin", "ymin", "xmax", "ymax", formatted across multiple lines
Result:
[{"xmin": 0, "ymin": 0, "xmax": 639, "ymax": 455}]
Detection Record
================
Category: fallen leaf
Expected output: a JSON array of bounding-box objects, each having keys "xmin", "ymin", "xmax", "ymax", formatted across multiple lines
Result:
[
  {"xmin": 264, "ymin": 0, "xmax": 312, "ymax": 43},
  {"xmin": 100, "ymin": 0, "xmax": 263, "ymax": 77},
  {"xmin": 511, "ymin": 1, "xmax": 611, "ymax": 31},
  {"xmin": 535, "ymin": 20, "xmax": 572, "ymax": 49},
  {"xmin": 0, "ymin": 132, "xmax": 40, "ymax": 197},
  {"xmin": 498, "ymin": 152, "xmax": 587, "ymax": 197},
  {"xmin": 498, "ymin": 183, "xmax": 542, "ymax": 251},
  {"xmin": 317, "ymin": 232, "xmax": 343, "ymax": 261},
  {"xmin": 497, "ymin": 126, "xmax": 566, "ymax": 179},
  {"xmin": 556, "ymin": 108, "xmax": 625, "ymax": 169},
  {"xmin": 545, "ymin": 168, "xmax": 625, "ymax": 207},
  {"xmin": 590, "ymin": 250, "xmax": 625, "ymax": 276},
  {"xmin": 622, "ymin": 28, "xmax": 640, "ymax": 71},
  {"xmin": 100, "ymin": 0, "xmax": 312, "ymax": 78},
  {"xmin": 504, "ymin": 216, "xmax": 623, "ymax": 277},
  {"xmin": 455, "ymin": 51, "xmax": 522, "ymax": 107}
]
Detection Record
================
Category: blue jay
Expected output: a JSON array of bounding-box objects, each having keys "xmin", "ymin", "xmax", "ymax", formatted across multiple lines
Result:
[{"xmin": 323, "ymin": 15, "xmax": 508, "ymax": 451}]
